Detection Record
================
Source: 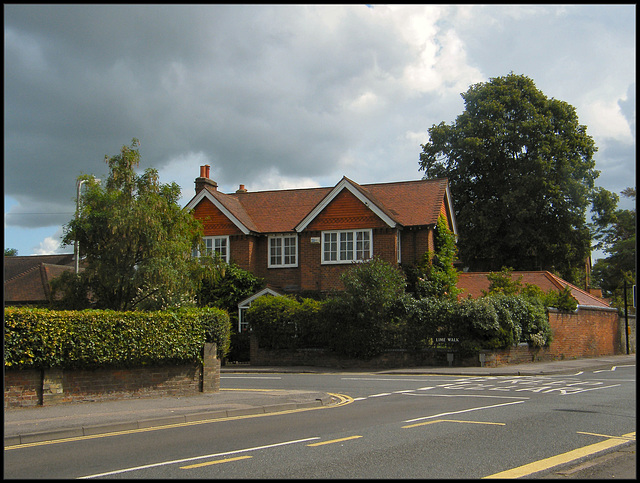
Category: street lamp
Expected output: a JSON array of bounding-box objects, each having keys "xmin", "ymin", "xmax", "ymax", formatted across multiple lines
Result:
[{"xmin": 74, "ymin": 177, "xmax": 100, "ymax": 274}]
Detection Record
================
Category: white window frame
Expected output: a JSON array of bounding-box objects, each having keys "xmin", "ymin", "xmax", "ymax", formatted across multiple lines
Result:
[
  {"xmin": 268, "ymin": 234, "xmax": 298, "ymax": 268},
  {"xmin": 193, "ymin": 236, "xmax": 230, "ymax": 263},
  {"xmin": 322, "ymin": 229, "xmax": 372, "ymax": 264}
]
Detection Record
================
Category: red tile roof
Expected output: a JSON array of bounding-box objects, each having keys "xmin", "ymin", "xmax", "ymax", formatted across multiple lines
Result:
[
  {"xmin": 456, "ymin": 271, "xmax": 611, "ymax": 308},
  {"xmin": 4, "ymin": 254, "xmax": 78, "ymax": 304},
  {"xmin": 189, "ymin": 177, "xmax": 451, "ymax": 234}
]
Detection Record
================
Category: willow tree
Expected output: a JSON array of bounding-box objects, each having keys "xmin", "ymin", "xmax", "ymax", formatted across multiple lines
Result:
[
  {"xmin": 60, "ymin": 139, "xmax": 204, "ymax": 311},
  {"xmin": 419, "ymin": 73, "xmax": 600, "ymax": 283}
]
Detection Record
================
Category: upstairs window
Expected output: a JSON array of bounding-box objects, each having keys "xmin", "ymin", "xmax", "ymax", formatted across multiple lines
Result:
[
  {"xmin": 193, "ymin": 236, "xmax": 229, "ymax": 263},
  {"xmin": 322, "ymin": 229, "xmax": 372, "ymax": 264},
  {"xmin": 268, "ymin": 235, "xmax": 298, "ymax": 268}
]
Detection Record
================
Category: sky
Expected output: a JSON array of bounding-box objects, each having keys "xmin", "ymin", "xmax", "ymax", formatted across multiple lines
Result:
[{"xmin": 4, "ymin": 4, "xmax": 636, "ymax": 261}]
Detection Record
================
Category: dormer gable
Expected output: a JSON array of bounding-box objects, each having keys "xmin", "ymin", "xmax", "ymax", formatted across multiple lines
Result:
[
  {"xmin": 295, "ymin": 177, "xmax": 396, "ymax": 232},
  {"xmin": 185, "ymin": 188, "xmax": 252, "ymax": 235}
]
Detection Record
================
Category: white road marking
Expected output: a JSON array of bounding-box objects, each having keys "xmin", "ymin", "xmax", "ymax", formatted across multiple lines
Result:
[
  {"xmin": 221, "ymin": 376, "xmax": 282, "ymax": 379},
  {"xmin": 403, "ymin": 393, "xmax": 528, "ymax": 400},
  {"xmin": 78, "ymin": 437, "xmax": 320, "ymax": 479},
  {"xmin": 404, "ymin": 400, "xmax": 525, "ymax": 423}
]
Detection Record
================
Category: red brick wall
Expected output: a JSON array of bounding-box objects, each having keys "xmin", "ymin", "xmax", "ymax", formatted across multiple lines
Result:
[
  {"xmin": 5, "ymin": 344, "xmax": 221, "ymax": 408},
  {"xmin": 484, "ymin": 307, "xmax": 621, "ymax": 367},
  {"xmin": 400, "ymin": 228, "xmax": 434, "ymax": 265},
  {"xmin": 4, "ymin": 365, "xmax": 201, "ymax": 408},
  {"xmin": 546, "ymin": 307, "xmax": 621, "ymax": 359},
  {"xmin": 4, "ymin": 370, "xmax": 42, "ymax": 408}
]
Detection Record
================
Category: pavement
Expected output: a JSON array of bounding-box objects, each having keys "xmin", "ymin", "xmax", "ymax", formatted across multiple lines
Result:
[{"xmin": 4, "ymin": 353, "xmax": 635, "ymax": 447}]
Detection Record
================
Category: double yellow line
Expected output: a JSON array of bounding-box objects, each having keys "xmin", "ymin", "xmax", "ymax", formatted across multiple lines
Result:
[
  {"xmin": 485, "ymin": 431, "xmax": 636, "ymax": 478},
  {"xmin": 5, "ymin": 392, "xmax": 354, "ymax": 450}
]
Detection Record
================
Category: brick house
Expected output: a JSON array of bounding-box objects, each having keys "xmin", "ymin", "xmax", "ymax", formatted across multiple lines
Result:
[{"xmin": 185, "ymin": 165, "xmax": 457, "ymax": 327}]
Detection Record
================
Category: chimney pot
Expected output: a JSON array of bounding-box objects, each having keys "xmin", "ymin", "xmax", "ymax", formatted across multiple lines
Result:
[
  {"xmin": 236, "ymin": 184, "xmax": 247, "ymax": 193},
  {"xmin": 195, "ymin": 165, "xmax": 217, "ymax": 194}
]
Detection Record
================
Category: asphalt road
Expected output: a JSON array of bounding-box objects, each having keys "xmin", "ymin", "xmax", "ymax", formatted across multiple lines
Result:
[{"xmin": 4, "ymin": 364, "xmax": 635, "ymax": 479}]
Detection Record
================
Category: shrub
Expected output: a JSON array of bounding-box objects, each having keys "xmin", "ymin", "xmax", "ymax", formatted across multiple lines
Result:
[
  {"xmin": 324, "ymin": 257, "xmax": 407, "ymax": 358},
  {"xmin": 405, "ymin": 215, "xmax": 461, "ymax": 300}
]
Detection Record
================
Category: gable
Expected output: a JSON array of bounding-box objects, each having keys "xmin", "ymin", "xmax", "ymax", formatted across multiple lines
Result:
[
  {"xmin": 305, "ymin": 189, "xmax": 389, "ymax": 231},
  {"xmin": 193, "ymin": 197, "xmax": 246, "ymax": 236},
  {"xmin": 295, "ymin": 177, "xmax": 397, "ymax": 232}
]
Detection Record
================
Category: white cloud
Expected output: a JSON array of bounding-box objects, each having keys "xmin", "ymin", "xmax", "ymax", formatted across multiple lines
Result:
[
  {"xmin": 32, "ymin": 227, "xmax": 67, "ymax": 255},
  {"xmin": 581, "ymin": 98, "xmax": 635, "ymax": 145}
]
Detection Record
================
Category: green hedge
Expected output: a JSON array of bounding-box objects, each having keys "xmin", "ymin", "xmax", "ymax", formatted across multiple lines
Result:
[{"xmin": 4, "ymin": 306, "xmax": 231, "ymax": 370}]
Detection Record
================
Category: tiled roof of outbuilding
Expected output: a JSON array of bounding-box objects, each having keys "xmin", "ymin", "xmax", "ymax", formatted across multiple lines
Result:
[
  {"xmin": 4, "ymin": 254, "xmax": 77, "ymax": 304},
  {"xmin": 456, "ymin": 271, "xmax": 611, "ymax": 308}
]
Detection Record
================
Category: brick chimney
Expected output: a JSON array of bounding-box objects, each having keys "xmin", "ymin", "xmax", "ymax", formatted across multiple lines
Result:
[
  {"xmin": 236, "ymin": 184, "xmax": 247, "ymax": 193},
  {"xmin": 195, "ymin": 165, "xmax": 218, "ymax": 194}
]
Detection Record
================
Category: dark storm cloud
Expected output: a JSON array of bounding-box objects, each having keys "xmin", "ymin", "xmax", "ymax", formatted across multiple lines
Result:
[
  {"xmin": 5, "ymin": 5, "xmax": 414, "ymax": 228},
  {"xmin": 4, "ymin": 5, "xmax": 635, "ymax": 257}
]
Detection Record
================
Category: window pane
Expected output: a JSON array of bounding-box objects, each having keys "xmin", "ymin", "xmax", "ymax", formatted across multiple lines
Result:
[
  {"xmin": 340, "ymin": 232, "xmax": 353, "ymax": 261},
  {"xmin": 283, "ymin": 237, "xmax": 296, "ymax": 265},
  {"xmin": 214, "ymin": 238, "xmax": 227, "ymax": 259},
  {"xmin": 270, "ymin": 237, "xmax": 282, "ymax": 265},
  {"xmin": 356, "ymin": 231, "xmax": 370, "ymax": 260},
  {"xmin": 324, "ymin": 232, "xmax": 337, "ymax": 261},
  {"xmin": 205, "ymin": 238, "xmax": 214, "ymax": 256}
]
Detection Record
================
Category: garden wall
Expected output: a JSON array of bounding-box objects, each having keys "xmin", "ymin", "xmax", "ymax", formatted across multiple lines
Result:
[
  {"xmin": 4, "ymin": 343, "xmax": 220, "ymax": 409},
  {"xmin": 250, "ymin": 306, "xmax": 626, "ymax": 368}
]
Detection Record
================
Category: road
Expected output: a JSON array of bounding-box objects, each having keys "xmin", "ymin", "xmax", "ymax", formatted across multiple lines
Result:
[{"xmin": 4, "ymin": 364, "xmax": 635, "ymax": 479}]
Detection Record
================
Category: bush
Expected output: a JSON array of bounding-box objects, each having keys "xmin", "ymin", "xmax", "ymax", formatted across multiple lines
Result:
[
  {"xmin": 4, "ymin": 306, "xmax": 231, "ymax": 370},
  {"xmin": 247, "ymin": 295, "xmax": 325, "ymax": 350}
]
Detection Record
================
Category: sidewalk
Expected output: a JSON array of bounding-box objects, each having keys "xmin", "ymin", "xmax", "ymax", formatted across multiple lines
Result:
[{"xmin": 4, "ymin": 354, "xmax": 635, "ymax": 446}]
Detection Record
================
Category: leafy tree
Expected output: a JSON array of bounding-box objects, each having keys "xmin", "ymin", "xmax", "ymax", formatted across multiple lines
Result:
[
  {"xmin": 405, "ymin": 214, "xmax": 461, "ymax": 300},
  {"xmin": 324, "ymin": 257, "xmax": 407, "ymax": 357},
  {"xmin": 419, "ymin": 73, "xmax": 600, "ymax": 283},
  {"xmin": 591, "ymin": 187, "xmax": 636, "ymax": 306},
  {"xmin": 4, "ymin": 248, "xmax": 18, "ymax": 256},
  {"xmin": 196, "ymin": 253, "xmax": 265, "ymax": 330},
  {"xmin": 58, "ymin": 138, "xmax": 205, "ymax": 311}
]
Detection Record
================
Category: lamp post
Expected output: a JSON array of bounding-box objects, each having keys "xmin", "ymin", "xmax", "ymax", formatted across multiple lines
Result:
[{"xmin": 74, "ymin": 177, "xmax": 100, "ymax": 274}]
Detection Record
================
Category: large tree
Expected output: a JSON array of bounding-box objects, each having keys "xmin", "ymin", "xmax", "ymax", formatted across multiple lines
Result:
[
  {"xmin": 419, "ymin": 73, "xmax": 599, "ymax": 282},
  {"xmin": 59, "ymin": 139, "xmax": 205, "ymax": 311},
  {"xmin": 590, "ymin": 187, "xmax": 636, "ymax": 305}
]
